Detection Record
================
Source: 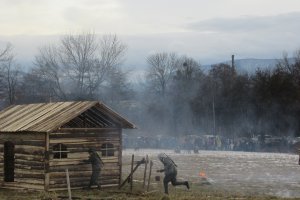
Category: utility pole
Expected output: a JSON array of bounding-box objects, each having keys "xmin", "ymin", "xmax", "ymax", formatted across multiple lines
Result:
[{"xmin": 212, "ymin": 94, "xmax": 216, "ymax": 136}]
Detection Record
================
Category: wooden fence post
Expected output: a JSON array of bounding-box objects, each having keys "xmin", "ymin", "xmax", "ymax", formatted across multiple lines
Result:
[
  {"xmin": 65, "ymin": 168, "xmax": 72, "ymax": 200},
  {"xmin": 143, "ymin": 155, "xmax": 148, "ymax": 188},
  {"xmin": 130, "ymin": 154, "xmax": 134, "ymax": 192},
  {"xmin": 147, "ymin": 160, "xmax": 153, "ymax": 192}
]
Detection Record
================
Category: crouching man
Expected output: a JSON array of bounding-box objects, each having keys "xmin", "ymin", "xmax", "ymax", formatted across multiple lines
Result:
[
  {"xmin": 157, "ymin": 153, "xmax": 189, "ymax": 194},
  {"xmin": 84, "ymin": 148, "xmax": 104, "ymax": 189}
]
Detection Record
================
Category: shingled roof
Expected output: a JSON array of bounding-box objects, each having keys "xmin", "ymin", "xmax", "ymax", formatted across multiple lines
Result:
[{"xmin": 0, "ymin": 101, "xmax": 136, "ymax": 133}]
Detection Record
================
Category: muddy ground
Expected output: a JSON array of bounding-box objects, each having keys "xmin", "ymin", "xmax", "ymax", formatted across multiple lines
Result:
[{"xmin": 122, "ymin": 149, "xmax": 300, "ymax": 198}]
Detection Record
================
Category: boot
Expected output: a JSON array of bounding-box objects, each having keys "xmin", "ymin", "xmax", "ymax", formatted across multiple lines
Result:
[{"xmin": 185, "ymin": 181, "xmax": 190, "ymax": 190}]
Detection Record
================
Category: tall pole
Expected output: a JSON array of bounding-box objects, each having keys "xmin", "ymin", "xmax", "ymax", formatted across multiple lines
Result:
[
  {"xmin": 212, "ymin": 94, "xmax": 216, "ymax": 136},
  {"xmin": 231, "ymin": 54, "xmax": 235, "ymax": 71}
]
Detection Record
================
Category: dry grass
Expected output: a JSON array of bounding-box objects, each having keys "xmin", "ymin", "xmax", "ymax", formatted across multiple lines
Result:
[
  {"xmin": 1, "ymin": 150, "xmax": 299, "ymax": 199},
  {"xmin": 0, "ymin": 182, "xmax": 298, "ymax": 200}
]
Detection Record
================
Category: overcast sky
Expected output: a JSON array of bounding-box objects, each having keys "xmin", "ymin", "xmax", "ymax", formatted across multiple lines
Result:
[{"xmin": 1, "ymin": 0, "xmax": 300, "ymax": 73}]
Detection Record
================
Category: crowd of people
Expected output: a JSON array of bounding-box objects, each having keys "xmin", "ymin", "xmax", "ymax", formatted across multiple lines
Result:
[{"xmin": 123, "ymin": 134, "xmax": 294, "ymax": 153}]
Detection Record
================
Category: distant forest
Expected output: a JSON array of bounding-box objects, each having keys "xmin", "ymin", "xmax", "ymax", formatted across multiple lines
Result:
[{"xmin": 1, "ymin": 32, "xmax": 300, "ymax": 138}]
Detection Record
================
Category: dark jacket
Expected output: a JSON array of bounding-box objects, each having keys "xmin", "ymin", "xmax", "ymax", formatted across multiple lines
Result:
[
  {"xmin": 158, "ymin": 154, "xmax": 177, "ymax": 176},
  {"xmin": 87, "ymin": 152, "xmax": 104, "ymax": 171}
]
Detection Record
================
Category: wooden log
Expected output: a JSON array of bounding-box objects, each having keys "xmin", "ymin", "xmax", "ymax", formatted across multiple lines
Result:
[
  {"xmin": 50, "ymin": 151, "xmax": 119, "ymax": 159},
  {"xmin": 13, "ymin": 140, "xmax": 45, "ymax": 146},
  {"xmin": 49, "ymin": 165, "xmax": 91, "ymax": 172},
  {"xmin": 14, "ymin": 163, "xmax": 45, "ymax": 171},
  {"xmin": 15, "ymin": 169, "xmax": 44, "ymax": 174},
  {"xmin": 49, "ymin": 141, "xmax": 120, "ymax": 147},
  {"xmin": 15, "ymin": 145, "xmax": 44, "ymax": 150},
  {"xmin": 14, "ymin": 168, "xmax": 44, "ymax": 173},
  {"xmin": 14, "ymin": 173, "xmax": 44, "ymax": 179},
  {"xmin": 48, "ymin": 183, "xmax": 118, "ymax": 191},
  {"xmin": 49, "ymin": 140, "xmax": 120, "ymax": 146},
  {"xmin": 49, "ymin": 176, "xmax": 120, "ymax": 184},
  {"xmin": 13, "ymin": 178, "xmax": 45, "ymax": 185},
  {"xmin": 14, "ymin": 147, "xmax": 44, "ymax": 155},
  {"xmin": 15, "ymin": 153, "xmax": 44, "ymax": 162},
  {"xmin": 49, "ymin": 164, "xmax": 120, "ymax": 172},
  {"xmin": 50, "ymin": 171, "xmax": 120, "ymax": 178},
  {"xmin": 49, "ymin": 137, "xmax": 120, "ymax": 144},
  {"xmin": 50, "ymin": 133, "xmax": 120, "ymax": 140},
  {"xmin": 2, "ymin": 182, "xmax": 44, "ymax": 190},
  {"xmin": 15, "ymin": 159, "xmax": 44, "ymax": 167},
  {"xmin": 49, "ymin": 179, "xmax": 120, "ymax": 188},
  {"xmin": 0, "ymin": 133, "xmax": 44, "ymax": 141},
  {"xmin": 48, "ymin": 148, "xmax": 120, "ymax": 155},
  {"xmin": 50, "ymin": 142, "xmax": 120, "ymax": 152},
  {"xmin": 50, "ymin": 174, "xmax": 120, "ymax": 182},
  {"xmin": 50, "ymin": 129, "xmax": 119, "ymax": 139},
  {"xmin": 49, "ymin": 160, "xmax": 85, "ymax": 167},
  {"xmin": 0, "ymin": 139, "xmax": 45, "ymax": 146},
  {"xmin": 49, "ymin": 158, "xmax": 119, "ymax": 167},
  {"xmin": 15, "ymin": 157, "xmax": 44, "ymax": 163},
  {"xmin": 54, "ymin": 128, "xmax": 120, "ymax": 133}
]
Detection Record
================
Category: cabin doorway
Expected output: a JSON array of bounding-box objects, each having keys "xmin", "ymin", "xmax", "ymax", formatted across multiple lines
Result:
[{"xmin": 4, "ymin": 141, "xmax": 15, "ymax": 182}]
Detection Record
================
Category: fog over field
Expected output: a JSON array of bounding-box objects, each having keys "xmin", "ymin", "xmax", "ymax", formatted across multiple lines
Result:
[{"xmin": 123, "ymin": 149, "xmax": 300, "ymax": 198}]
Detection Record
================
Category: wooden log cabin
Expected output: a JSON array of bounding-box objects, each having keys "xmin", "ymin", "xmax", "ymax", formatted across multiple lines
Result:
[{"xmin": 0, "ymin": 101, "xmax": 135, "ymax": 191}]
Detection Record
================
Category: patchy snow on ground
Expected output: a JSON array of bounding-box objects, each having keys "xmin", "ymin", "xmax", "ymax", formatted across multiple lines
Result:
[{"xmin": 122, "ymin": 149, "xmax": 300, "ymax": 198}]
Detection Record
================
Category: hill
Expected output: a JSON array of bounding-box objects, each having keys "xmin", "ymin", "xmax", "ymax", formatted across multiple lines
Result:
[{"xmin": 203, "ymin": 58, "xmax": 295, "ymax": 74}]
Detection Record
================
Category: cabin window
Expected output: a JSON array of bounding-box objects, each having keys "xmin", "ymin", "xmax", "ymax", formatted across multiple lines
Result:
[
  {"xmin": 53, "ymin": 143, "xmax": 68, "ymax": 159},
  {"xmin": 101, "ymin": 143, "xmax": 114, "ymax": 156}
]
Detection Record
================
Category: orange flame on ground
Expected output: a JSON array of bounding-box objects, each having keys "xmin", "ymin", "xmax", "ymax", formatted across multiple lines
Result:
[{"xmin": 199, "ymin": 171, "xmax": 207, "ymax": 178}]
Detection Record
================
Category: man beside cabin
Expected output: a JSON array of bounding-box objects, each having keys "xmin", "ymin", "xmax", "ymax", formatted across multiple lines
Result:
[{"xmin": 84, "ymin": 148, "xmax": 104, "ymax": 189}]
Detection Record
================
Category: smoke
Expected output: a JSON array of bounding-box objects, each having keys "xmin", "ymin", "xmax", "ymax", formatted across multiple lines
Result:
[{"xmin": 121, "ymin": 52, "xmax": 300, "ymax": 150}]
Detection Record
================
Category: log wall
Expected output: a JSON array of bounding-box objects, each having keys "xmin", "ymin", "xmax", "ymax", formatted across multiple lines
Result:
[
  {"xmin": 48, "ymin": 129, "xmax": 122, "ymax": 190},
  {"xmin": 0, "ymin": 133, "xmax": 45, "ymax": 190}
]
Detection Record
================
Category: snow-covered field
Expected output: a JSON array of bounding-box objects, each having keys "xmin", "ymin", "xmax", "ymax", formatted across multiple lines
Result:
[{"xmin": 122, "ymin": 149, "xmax": 300, "ymax": 198}]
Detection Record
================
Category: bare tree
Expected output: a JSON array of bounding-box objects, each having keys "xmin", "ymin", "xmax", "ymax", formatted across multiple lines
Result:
[
  {"xmin": 90, "ymin": 34, "xmax": 127, "ymax": 97},
  {"xmin": 146, "ymin": 52, "xmax": 179, "ymax": 96},
  {"xmin": 2, "ymin": 57, "xmax": 20, "ymax": 104},
  {"xmin": 59, "ymin": 33, "xmax": 98, "ymax": 97},
  {"xmin": 0, "ymin": 44, "xmax": 20, "ymax": 105},
  {"xmin": 101, "ymin": 68, "xmax": 133, "ymax": 105},
  {"xmin": 33, "ymin": 32, "xmax": 127, "ymax": 100},
  {"xmin": 34, "ymin": 45, "xmax": 66, "ymax": 100},
  {"xmin": 0, "ymin": 43, "xmax": 13, "ymax": 62}
]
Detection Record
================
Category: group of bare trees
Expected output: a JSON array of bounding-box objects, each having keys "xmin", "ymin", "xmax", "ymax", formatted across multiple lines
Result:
[
  {"xmin": 138, "ymin": 50, "xmax": 300, "ymax": 138},
  {"xmin": 0, "ymin": 33, "xmax": 130, "ymax": 106},
  {"xmin": 133, "ymin": 53, "xmax": 204, "ymax": 135},
  {"xmin": 1, "ymin": 34, "xmax": 300, "ymax": 138},
  {"xmin": 33, "ymin": 33, "xmax": 127, "ymax": 100}
]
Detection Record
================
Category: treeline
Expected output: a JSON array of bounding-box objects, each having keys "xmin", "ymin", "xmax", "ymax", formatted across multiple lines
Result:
[
  {"xmin": 133, "ymin": 51, "xmax": 300, "ymax": 138},
  {"xmin": 0, "ymin": 32, "xmax": 300, "ymax": 138}
]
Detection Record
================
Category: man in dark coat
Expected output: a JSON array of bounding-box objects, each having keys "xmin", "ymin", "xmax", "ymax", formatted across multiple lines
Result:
[
  {"xmin": 85, "ymin": 148, "xmax": 104, "ymax": 189},
  {"xmin": 157, "ymin": 153, "xmax": 189, "ymax": 194}
]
